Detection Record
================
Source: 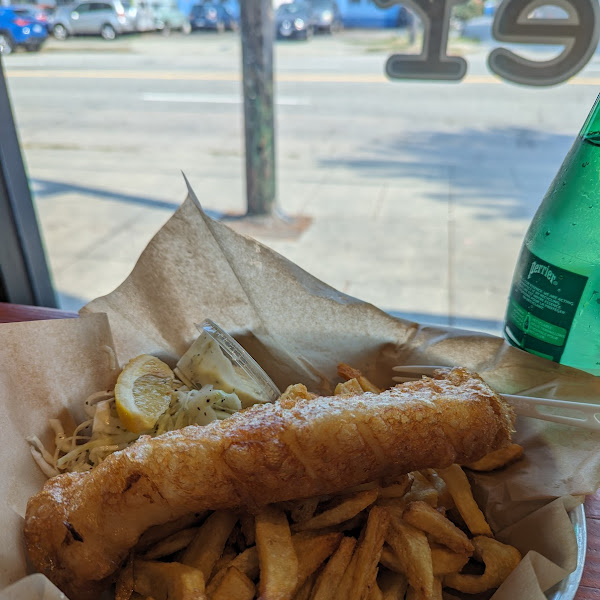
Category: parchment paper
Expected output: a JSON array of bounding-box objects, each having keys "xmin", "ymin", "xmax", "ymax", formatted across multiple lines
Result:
[
  {"xmin": 0, "ymin": 314, "xmax": 116, "ymax": 588},
  {"xmin": 0, "ymin": 182, "xmax": 599, "ymax": 599}
]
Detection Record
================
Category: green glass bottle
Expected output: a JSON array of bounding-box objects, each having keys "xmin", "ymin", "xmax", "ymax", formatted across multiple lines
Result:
[{"xmin": 504, "ymin": 95, "xmax": 600, "ymax": 375}]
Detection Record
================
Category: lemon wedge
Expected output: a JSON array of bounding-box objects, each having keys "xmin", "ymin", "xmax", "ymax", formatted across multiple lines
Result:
[{"xmin": 115, "ymin": 354, "xmax": 174, "ymax": 434}]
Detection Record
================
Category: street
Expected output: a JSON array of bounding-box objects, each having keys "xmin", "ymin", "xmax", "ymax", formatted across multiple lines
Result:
[{"xmin": 4, "ymin": 30, "xmax": 600, "ymax": 333}]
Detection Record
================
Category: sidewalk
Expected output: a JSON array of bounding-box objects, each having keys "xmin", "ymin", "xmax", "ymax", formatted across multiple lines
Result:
[{"xmin": 32, "ymin": 149, "xmax": 532, "ymax": 337}]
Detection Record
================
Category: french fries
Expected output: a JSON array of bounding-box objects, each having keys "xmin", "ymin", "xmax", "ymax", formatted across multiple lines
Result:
[
  {"xmin": 285, "ymin": 497, "xmax": 321, "ymax": 524},
  {"xmin": 378, "ymin": 478, "xmax": 412, "ymax": 500},
  {"xmin": 136, "ymin": 513, "xmax": 207, "ymax": 551},
  {"xmin": 292, "ymin": 532, "xmax": 343, "ymax": 593},
  {"xmin": 255, "ymin": 506, "xmax": 298, "ymax": 600},
  {"xmin": 108, "ymin": 365, "xmax": 523, "ymax": 600},
  {"xmin": 346, "ymin": 505, "xmax": 389, "ymax": 600},
  {"xmin": 334, "ymin": 379, "xmax": 364, "ymax": 396},
  {"xmin": 444, "ymin": 536, "xmax": 522, "ymax": 594},
  {"xmin": 402, "ymin": 501, "xmax": 474, "ymax": 555},
  {"xmin": 291, "ymin": 489, "xmax": 378, "ymax": 532},
  {"xmin": 111, "ymin": 461, "xmax": 520, "ymax": 600},
  {"xmin": 337, "ymin": 363, "xmax": 382, "ymax": 394},
  {"xmin": 429, "ymin": 545, "xmax": 470, "ymax": 577},
  {"xmin": 293, "ymin": 572, "xmax": 318, "ymax": 600},
  {"xmin": 378, "ymin": 569, "xmax": 408, "ymax": 600},
  {"xmin": 437, "ymin": 465, "xmax": 493, "ymax": 537},
  {"xmin": 211, "ymin": 566, "xmax": 255, "ymax": 600},
  {"xmin": 144, "ymin": 527, "xmax": 200, "ymax": 560},
  {"xmin": 279, "ymin": 384, "xmax": 318, "ymax": 407},
  {"xmin": 402, "ymin": 472, "xmax": 440, "ymax": 507},
  {"xmin": 464, "ymin": 443, "xmax": 524, "ymax": 472},
  {"xmin": 181, "ymin": 510, "xmax": 238, "ymax": 579},
  {"xmin": 386, "ymin": 517, "xmax": 434, "ymax": 598},
  {"xmin": 311, "ymin": 537, "xmax": 357, "ymax": 600},
  {"xmin": 229, "ymin": 546, "xmax": 260, "ymax": 580},
  {"xmin": 132, "ymin": 560, "xmax": 206, "ymax": 600}
]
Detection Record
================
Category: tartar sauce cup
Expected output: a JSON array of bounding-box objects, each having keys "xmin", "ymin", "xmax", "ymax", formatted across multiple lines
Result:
[{"xmin": 175, "ymin": 319, "xmax": 281, "ymax": 406}]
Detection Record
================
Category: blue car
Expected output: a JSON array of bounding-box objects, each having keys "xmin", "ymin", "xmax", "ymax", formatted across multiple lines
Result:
[
  {"xmin": 189, "ymin": 1, "xmax": 237, "ymax": 32},
  {"xmin": 0, "ymin": 6, "xmax": 48, "ymax": 54}
]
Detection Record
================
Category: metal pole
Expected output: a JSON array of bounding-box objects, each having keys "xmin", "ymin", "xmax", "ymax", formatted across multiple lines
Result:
[{"xmin": 240, "ymin": 0, "xmax": 276, "ymax": 216}]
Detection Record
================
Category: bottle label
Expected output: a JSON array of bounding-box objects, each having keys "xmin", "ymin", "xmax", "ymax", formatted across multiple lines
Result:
[{"xmin": 504, "ymin": 247, "xmax": 588, "ymax": 361}]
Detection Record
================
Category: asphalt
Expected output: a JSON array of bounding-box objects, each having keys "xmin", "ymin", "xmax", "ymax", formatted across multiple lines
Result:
[{"xmin": 4, "ymin": 30, "xmax": 600, "ymax": 336}]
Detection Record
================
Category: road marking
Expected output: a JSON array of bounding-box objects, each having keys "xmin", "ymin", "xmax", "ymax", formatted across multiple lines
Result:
[
  {"xmin": 464, "ymin": 75, "xmax": 501, "ymax": 84},
  {"xmin": 564, "ymin": 78, "xmax": 600, "ymax": 85},
  {"xmin": 141, "ymin": 92, "xmax": 311, "ymax": 105},
  {"xmin": 5, "ymin": 68, "xmax": 600, "ymax": 86},
  {"xmin": 6, "ymin": 69, "xmax": 240, "ymax": 81},
  {"xmin": 5, "ymin": 69, "xmax": 387, "ymax": 82}
]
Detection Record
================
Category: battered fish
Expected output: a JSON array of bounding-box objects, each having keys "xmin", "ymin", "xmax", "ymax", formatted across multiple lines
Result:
[{"xmin": 24, "ymin": 368, "xmax": 514, "ymax": 600}]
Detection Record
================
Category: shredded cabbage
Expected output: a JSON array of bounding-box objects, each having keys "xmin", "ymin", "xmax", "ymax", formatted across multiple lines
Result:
[{"xmin": 28, "ymin": 381, "xmax": 243, "ymax": 477}]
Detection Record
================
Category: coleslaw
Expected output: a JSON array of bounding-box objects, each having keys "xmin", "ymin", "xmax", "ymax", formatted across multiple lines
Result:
[{"xmin": 27, "ymin": 381, "xmax": 243, "ymax": 476}]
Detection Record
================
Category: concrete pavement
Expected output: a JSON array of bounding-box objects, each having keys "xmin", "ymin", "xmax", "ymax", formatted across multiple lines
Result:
[{"xmin": 6, "ymin": 31, "xmax": 600, "ymax": 336}]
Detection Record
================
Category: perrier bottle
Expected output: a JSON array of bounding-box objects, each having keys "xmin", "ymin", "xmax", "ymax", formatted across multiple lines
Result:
[{"xmin": 504, "ymin": 95, "xmax": 600, "ymax": 375}]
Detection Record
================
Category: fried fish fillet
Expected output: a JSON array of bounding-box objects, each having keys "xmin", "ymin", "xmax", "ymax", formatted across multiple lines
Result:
[{"xmin": 24, "ymin": 368, "xmax": 514, "ymax": 600}]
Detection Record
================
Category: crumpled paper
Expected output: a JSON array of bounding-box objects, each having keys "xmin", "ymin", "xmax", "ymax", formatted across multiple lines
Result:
[{"xmin": 0, "ymin": 184, "xmax": 598, "ymax": 599}]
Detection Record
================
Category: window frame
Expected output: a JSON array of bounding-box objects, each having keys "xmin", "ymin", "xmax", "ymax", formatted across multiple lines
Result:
[{"xmin": 0, "ymin": 58, "xmax": 56, "ymax": 307}]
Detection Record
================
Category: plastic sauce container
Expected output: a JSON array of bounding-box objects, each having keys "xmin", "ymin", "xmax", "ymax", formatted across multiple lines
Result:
[{"xmin": 174, "ymin": 319, "xmax": 281, "ymax": 407}]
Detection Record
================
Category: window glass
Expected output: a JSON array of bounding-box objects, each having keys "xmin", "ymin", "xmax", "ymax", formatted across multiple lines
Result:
[{"xmin": 3, "ymin": 0, "xmax": 599, "ymax": 335}]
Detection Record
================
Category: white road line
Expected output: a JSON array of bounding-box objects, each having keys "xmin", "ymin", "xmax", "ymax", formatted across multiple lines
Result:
[
  {"xmin": 141, "ymin": 92, "xmax": 311, "ymax": 105},
  {"xmin": 9, "ymin": 69, "xmax": 600, "ymax": 86}
]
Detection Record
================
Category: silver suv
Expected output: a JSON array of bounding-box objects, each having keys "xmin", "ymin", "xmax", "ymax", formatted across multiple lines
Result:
[{"xmin": 50, "ymin": 0, "xmax": 136, "ymax": 40}]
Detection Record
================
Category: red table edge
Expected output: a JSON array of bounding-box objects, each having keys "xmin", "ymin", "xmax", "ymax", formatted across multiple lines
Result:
[{"xmin": 0, "ymin": 302, "xmax": 78, "ymax": 323}]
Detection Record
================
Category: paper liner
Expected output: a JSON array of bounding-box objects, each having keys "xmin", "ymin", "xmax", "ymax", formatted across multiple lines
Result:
[
  {"xmin": 0, "ymin": 314, "xmax": 116, "ymax": 589},
  {"xmin": 0, "ymin": 185, "xmax": 598, "ymax": 599},
  {"xmin": 0, "ymin": 574, "xmax": 67, "ymax": 600}
]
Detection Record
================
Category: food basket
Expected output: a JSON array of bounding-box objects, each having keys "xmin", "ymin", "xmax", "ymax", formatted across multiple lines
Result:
[{"xmin": 0, "ymin": 186, "xmax": 598, "ymax": 600}]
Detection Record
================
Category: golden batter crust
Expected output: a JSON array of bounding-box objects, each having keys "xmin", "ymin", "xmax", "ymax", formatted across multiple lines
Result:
[{"xmin": 24, "ymin": 367, "xmax": 514, "ymax": 600}]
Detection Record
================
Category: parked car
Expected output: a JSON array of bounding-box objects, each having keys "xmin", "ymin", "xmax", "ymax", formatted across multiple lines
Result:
[
  {"xmin": 0, "ymin": 5, "xmax": 48, "ymax": 54},
  {"xmin": 189, "ymin": 1, "xmax": 236, "ymax": 32},
  {"xmin": 275, "ymin": 1, "xmax": 313, "ymax": 40},
  {"xmin": 50, "ymin": 0, "xmax": 136, "ymax": 40},
  {"xmin": 458, "ymin": 15, "xmax": 493, "ymax": 42},
  {"xmin": 308, "ymin": 0, "xmax": 341, "ymax": 33},
  {"xmin": 220, "ymin": 1, "xmax": 236, "ymax": 29},
  {"xmin": 122, "ymin": 0, "xmax": 154, "ymax": 31},
  {"xmin": 151, "ymin": 0, "xmax": 190, "ymax": 33},
  {"xmin": 15, "ymin": 3, "xmax": 53, "ymax": 27}
]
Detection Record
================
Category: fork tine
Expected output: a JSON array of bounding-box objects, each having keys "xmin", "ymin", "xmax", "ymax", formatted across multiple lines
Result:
[
  {"xmin": 391, "ymin": 365, "xmax": 447, "ymax": 385},
  {"xmin": 391, "ymin": 365, "xmax": 600, "ymax": 431},
  {"xmin": 391, "ymin": 365, "xmax": 444, "ymax": 376},
  {"xmin": 391, "ymin": 365, "xmax": 443, "ymax": 373}
]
